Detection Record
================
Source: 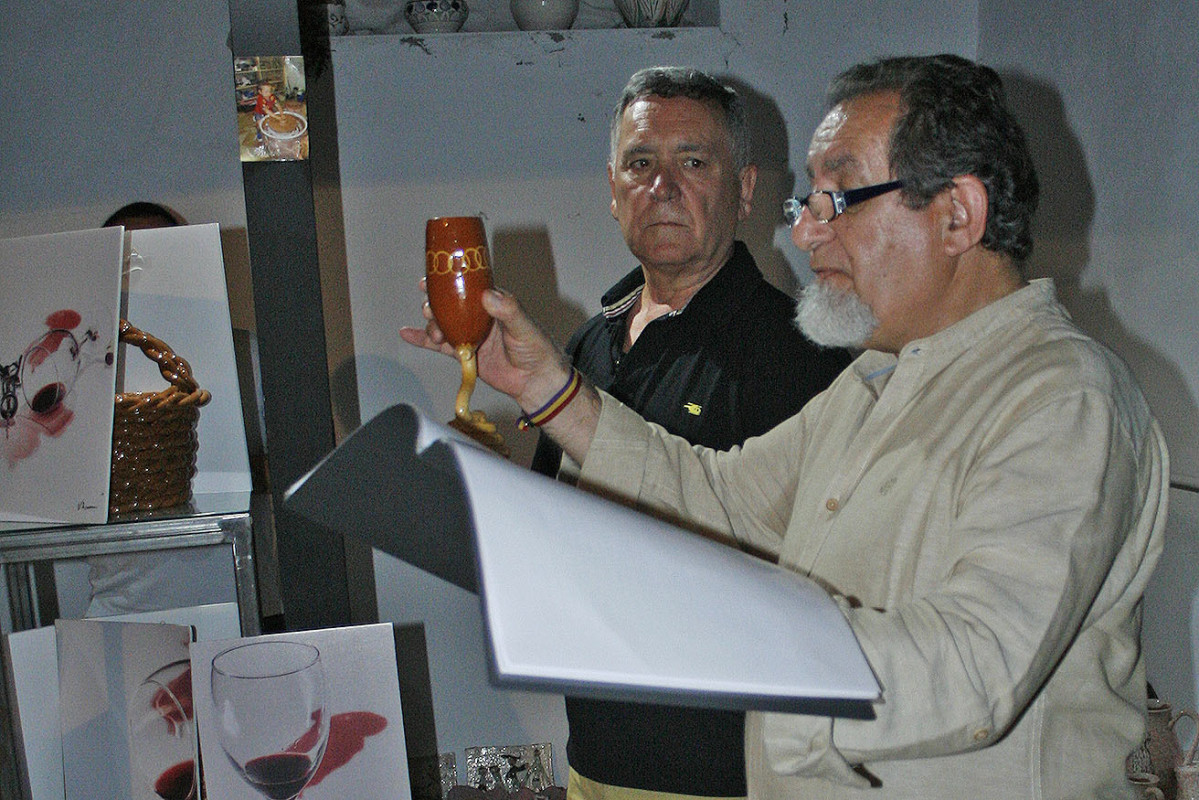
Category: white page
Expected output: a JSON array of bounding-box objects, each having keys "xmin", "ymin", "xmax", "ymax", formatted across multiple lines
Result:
[
  {"xmin": 285, "ymin": 402, "xmax": 879, "ymax": 712},
  {"xmin": 450, "ymin": 439, "xmax": 880, "ymax": 711},
  {"xmin": 4, "ymin": 625, "xmax": 62, "ymax": 800}
]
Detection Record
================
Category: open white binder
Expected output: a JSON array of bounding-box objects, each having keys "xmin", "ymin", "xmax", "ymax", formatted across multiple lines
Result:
[{"xmin": 284, "ymin": 404, "xmax": 880, "ymax": 716}]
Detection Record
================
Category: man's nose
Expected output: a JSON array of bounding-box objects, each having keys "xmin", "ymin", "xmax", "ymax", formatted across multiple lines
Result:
[
  {"xmin": 649, "ymin": 166, "xmax": 679, "ymax": 200},
  {"xmin": 790, "ymin": 208, "xmax": 834, "ymax": 251}
]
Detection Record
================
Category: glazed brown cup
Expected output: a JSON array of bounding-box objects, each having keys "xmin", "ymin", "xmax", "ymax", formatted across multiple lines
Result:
[{"xmin": 425, "ymin": 216, "xmax": 494, "ymax": 348}]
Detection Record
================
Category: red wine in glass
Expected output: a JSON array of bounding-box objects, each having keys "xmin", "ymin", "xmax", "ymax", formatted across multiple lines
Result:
[
  {"xmin": 154, "ymin": 759, "xmax": 196, "ymax": 800},
  {"xmin": 243, "ymin": 753, "xmax": 315, "ymax": 800},
  {"xmin": 210, "ymin": 641, "xmax": 329, "ymax": 800},
  {"xmin": 128, "ymin": 660, "xmax": 197, "ymax": 800}
]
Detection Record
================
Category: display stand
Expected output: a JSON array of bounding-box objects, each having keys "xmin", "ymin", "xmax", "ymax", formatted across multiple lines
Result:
[
  {"xmin": 0, "ymin": 495, "xmax": 260, "ymax": 800},
  {"xmin": 0, "ymin": 503, "xmax": 259, "ymax": 637}
]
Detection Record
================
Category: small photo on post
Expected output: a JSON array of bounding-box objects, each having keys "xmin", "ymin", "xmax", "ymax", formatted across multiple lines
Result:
[{"xmin": 235, "ymin": 55, "xmax": 309, "ymax": 162}]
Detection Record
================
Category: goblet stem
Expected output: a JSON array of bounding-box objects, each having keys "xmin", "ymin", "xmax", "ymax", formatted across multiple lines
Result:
[{"xmin": 453, "ymin": 343, "xmax": 495, "ymax": 432}]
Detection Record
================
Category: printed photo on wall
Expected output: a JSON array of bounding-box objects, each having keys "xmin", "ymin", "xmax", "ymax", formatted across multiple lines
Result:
[
  {"xmin": 190, "ymin": 623, "xmax": 411, "ymax": 800},
  {"xmin": 0, "ymin": 228, "xmax": 122, "ymax": 526},
  {"xmin": 235, "ymin": 55, "xmax": 309, "ymax": 162}
]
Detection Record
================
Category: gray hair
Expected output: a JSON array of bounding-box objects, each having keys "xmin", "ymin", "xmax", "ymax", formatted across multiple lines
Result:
[
  {"xmin": 609, "ymin": 66, "xmax": 751, "ymax": 170},
  {"xmin": 828, "ymin": 54, "xmax": 1040, "ymax": 264}
]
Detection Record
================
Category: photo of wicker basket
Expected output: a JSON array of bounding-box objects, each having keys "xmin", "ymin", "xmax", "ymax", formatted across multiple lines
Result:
[{"xmin": 108, "ymin": 320, "xmax": 211, "ymax": 517}]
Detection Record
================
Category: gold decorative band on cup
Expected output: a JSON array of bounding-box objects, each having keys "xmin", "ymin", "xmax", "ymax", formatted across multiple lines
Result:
[{"xmin": 426, "ymin": 245, "xmax": 490, "ymax": 275}]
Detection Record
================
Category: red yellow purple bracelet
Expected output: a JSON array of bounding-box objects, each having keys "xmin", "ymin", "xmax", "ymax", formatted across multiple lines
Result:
[{"xmin": 517, "ymin": 368, "xmax": 582, "ymax": 430}]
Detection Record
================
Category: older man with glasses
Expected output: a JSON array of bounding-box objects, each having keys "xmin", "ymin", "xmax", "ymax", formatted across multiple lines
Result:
[{"xmin": 403, "ymin": 54, "xmax": 1168, "ymax": 799}]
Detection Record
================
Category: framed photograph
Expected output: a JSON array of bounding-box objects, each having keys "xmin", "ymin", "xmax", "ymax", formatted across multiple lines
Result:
[{"xmin": 56, "ymin": 618, "xmax": 195, "ymax": 800}]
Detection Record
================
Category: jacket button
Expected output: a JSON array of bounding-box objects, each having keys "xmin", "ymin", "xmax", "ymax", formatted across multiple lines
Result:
[{"xmin": 825, "ymin": 498, "xmax": 839, "ymax": 512}]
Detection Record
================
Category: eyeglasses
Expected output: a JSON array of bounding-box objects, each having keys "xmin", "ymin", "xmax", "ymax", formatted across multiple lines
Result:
[{"xmin": 783, "ymin": 179, "xmax": 905, "ymax": 225}]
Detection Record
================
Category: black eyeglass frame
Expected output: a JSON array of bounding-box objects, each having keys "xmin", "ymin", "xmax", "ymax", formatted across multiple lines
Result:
[{"xmin": 783, "ymin": 179, "xmax": 906, "ymax": 225}]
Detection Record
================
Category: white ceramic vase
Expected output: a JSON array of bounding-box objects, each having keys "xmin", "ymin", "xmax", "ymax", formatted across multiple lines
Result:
[
  {"xmin": 510, "ymin": 0, "xmax": 579, "ymax": 30},
  {"xmin": 325, "ymin": 2, "xmax": 349, "ymax": 34},
  {"xmin": 613, "ymin": 0, "xmax": 689, "ymax": 27}
]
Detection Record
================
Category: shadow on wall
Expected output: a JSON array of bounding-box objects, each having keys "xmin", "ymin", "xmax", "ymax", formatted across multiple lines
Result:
[
  {"xmin": 722, "ymin": 77, "xmax": 799, "ymax": 297},
  {"xmin": 491, "ymin": 226, "xmax": 588, "ymax": 347},
  {"xmin": 1004, "ymin": 70, "xmax": 1199, "ymax": 485}
]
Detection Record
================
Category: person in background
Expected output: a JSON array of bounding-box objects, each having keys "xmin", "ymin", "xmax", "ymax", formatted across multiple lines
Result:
[
  {"xmin": 403, "ymin": 54, "xmax": 1169, "ymax": 799},
  {"xmin": 102, "ymin": 201, "xmax": 183, "ymax": 230},
  {"xmin": 528, "ymin": 66, "xmax": 851, "ymax": 800}
]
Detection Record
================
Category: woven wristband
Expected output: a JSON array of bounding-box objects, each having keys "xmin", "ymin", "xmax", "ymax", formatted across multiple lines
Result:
[{"xmin": 517, "ymin": 368, "xmax": 581, "ymax": 431}]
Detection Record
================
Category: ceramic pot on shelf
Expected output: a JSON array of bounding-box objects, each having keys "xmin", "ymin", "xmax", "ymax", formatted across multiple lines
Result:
[
  {"xmin": 510, "ymin": 0, "xmax": 578, "ymax": 30},
  {"xmin": 343, "ymin": 0, "xmax": 405, "ymax": 33},
  {"xmin": 404, "ymin": 0, "xmax": 469, "ymax": 32},
  {"xmin": 613, "ymin": 0, "xmax": 688, "ymax": 27},
  {"xmin": 324, "ymin": 2, "xmax": 349, "ymax": 35}
]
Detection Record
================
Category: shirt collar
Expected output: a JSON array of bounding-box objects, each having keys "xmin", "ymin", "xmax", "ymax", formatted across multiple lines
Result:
[
  {"xmin": 600, "ymin": 241, "xmax": 760, "ymax": 324},
  {"xmin": 851, "ymin": 278, "xmax": 1060, "ymax": 391}
]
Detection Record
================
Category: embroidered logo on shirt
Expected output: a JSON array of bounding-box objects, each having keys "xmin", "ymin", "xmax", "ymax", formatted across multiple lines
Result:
[{"xmin": 683, "ymin": 402, "xmax": 703, "ymax": 416}]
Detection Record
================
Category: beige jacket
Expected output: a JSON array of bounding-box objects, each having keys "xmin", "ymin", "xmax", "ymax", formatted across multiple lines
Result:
[{"xmin": 580, "ymin": 279, "xmax": 1169, "ymax": 799}]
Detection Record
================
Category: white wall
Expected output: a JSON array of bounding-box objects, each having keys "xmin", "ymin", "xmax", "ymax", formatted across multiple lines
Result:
[{"xmin": 0, "ymin": 0, "xmax": 255, "ymax": 332}]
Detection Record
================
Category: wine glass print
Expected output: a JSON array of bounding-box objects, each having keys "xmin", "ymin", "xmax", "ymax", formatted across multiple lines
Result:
[
  {"xmin": 210, "ymin": 641, "xmax": 330, "ymax": 800},
  {"xmin": 128, "ymin": 659, "xmax": 198, "ymax": 800}
]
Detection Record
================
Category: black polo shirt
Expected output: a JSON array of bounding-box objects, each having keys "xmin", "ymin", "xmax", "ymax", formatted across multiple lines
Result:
[{"xmin": 531, "ymin": 241, "xmax": 851, "ymax": 795}]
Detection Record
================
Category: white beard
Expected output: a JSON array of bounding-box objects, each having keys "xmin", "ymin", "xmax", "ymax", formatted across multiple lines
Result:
[{"xmin": 795, "ymin": 280, "xmax": 879, "ymax": 348}]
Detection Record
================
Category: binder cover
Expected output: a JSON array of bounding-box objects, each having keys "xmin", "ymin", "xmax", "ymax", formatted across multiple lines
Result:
[{"xmin": 284, "ymin": 404, "xmax": 879, "ymax": 716}]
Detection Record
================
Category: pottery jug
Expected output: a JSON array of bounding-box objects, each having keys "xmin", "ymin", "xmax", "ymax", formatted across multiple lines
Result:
[
  {"xmin": 613, "ymin": 0, "xmax": 688, "ymax": 27},
  {"xmin": 1174, "ymin": 711, "xmax": 1199, "ymax": 800},
  {"xmin": 1127, "ymin": 700, "xmax": 1186, "ymax": 799}
]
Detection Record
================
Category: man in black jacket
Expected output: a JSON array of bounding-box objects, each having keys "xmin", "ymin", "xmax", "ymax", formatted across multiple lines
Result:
[{"xmin": 530, "ymin": 66, "xmax": 851, "ymax": 800}]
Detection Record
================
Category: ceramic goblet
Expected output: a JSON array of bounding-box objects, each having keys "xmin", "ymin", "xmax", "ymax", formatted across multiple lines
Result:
[
  {"xmin": 425, "ymin": 216, "xmax": 494, "ymax": 350},
  {"xmin": 424, "ymin": 215, "xmax": 507, "ymax": 450}
]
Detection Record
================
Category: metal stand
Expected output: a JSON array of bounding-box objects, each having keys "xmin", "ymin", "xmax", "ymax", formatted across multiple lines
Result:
[{"xmin": 0, "ymin": 511, "xmax": 259, "ymax": 636}]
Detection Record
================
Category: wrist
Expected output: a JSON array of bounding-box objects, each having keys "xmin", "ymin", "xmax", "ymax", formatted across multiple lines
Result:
[{"xmin": 517, "ymin": 366, "xmax": 581, "ymax": 431}]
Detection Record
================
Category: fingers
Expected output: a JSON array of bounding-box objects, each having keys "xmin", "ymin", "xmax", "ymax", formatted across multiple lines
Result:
[{"xmin": 398, "ymin": 301, "xmax": 454, "ymax": 355}]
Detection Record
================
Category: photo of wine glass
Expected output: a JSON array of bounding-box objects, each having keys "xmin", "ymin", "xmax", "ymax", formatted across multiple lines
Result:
[
  {"xmin": 210, "ymin": 641, "xmax": 330, "ymax": 800},
  {"xmin": 127, "ymin": 659, "xmax": 198, "ymax": 800}
]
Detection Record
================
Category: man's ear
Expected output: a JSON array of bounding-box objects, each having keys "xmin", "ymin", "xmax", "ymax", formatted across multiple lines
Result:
[
  {"xmin": 944, "ymin": 175, "xmax": 988, "ymax": 256},
  {"xmin": 737, "ymin": 164, "xmax": 759, "ymax": 221},
  {"xmin": 607, "ymin": 163, "xmax": 619, "ymax": 220}
]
